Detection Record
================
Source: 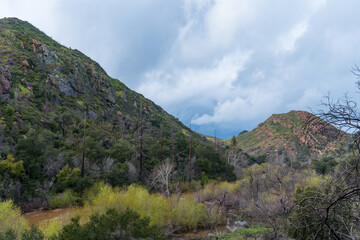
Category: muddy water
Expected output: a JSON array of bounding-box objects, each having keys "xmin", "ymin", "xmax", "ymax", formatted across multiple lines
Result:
[{"xmin": 23, "ymin": 208, "xmax": 75, "ymax": 226}]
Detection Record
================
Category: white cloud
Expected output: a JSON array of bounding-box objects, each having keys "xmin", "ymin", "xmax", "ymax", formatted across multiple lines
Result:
[
  {"xmin": 309, "ymin": 0, "xmax": 327, "ymax": 12},
  {"xmin": 138, "ymin": 50, "xmax": 252, "ymax": 108},
  {"xmin": 205, "ymin": 0, "xmax": 255, "ymax": 47},
  {"xmin": 287, "ymin": 88, "xmax": 323, "ymax": 110},
  {"xmin": 276, "ymin": 19, "xmax": 308, "ymax": 54},
  {"xmin": 172, "ymin": 0, "xmax": 256, "ymax": 64},
  {"xmin": 192, "ymin": 81, "xmax": 284, "ymax": 125}
]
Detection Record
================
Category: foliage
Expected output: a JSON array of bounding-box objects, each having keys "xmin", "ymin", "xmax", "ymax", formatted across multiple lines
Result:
[
  {"xmin": 49, "ymin": 189, "xmax": 82, "ymax": 208},
  {"xmin": 57, "ymin": 208, "xmax": 165, "ymax": 240},
  {"xmin": 0, "ymin": 200, "xmax": 27, "ymax": 239},
  {"xmin": 101, "ymin": 162, "xmax": 128, "ymax": 187},
  {"xmin": 288, "ymin": 184, "xmax": 358, "ymax": 239},
  {"xmin": 110, "ymin": 139, "xmax": 134, "ymax": 163},
  {"xmin": 194, "ymin": 144, "xmax": 236, "ymax": 181},
  {"xmin": 21, "ymin": 226, "xmax": 44, "ymax": 240},
  {"xmin": 38, "ymin": 219, "xmax": 62, "ymax": 239},
  {"xmin": 0, "ymin": 230, "xmax": 16, "ymax": 240},
  {"xmin": 91, "ymin": 184, "xmax": 169, "ymax": 226},
  {"xmin": 311, "ymin": 157, "xmax": 337, "ymax": 175},
  {"xmin": 81, "ymin": 181, "xmax": 107, "ymax": 204},
  {"xmin": 54, "ymin": 165, "xmax": 80, "ymax": 192},
  {"xmin": 170, "ymin": 196, "xmax": 207, "ymax": 230},
  {"xmin": 200, "ymin": 181, "xmax": 239, "ymax": 202},
  {"xmin": 14, "ymin": 129, "xmax": 47, "ymax": 179},
  {"xmin": 0, "ymin": 154, "xmax": 25, "ymax": 177}
]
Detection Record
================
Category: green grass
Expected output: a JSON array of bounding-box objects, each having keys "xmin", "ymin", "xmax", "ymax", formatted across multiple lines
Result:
[{"xmin": 213, "ymin": 225, "xmax": 270, "ymax": 240}]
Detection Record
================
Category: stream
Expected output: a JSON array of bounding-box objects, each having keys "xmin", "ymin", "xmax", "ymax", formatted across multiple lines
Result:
[
  {"xmin": 23, "ymin": 208, "xmax": 75, "ymax": 226},
  {"xmin": 23, "ymin": 209, "xmax": 246, "ymax": 239}
]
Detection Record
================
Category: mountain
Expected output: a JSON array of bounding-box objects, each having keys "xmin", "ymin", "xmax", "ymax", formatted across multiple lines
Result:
[
  {"xmin": 229, "ymin": 110, "xmax": 349, "ymax": 163},
  {"xmin": 0, "ymin": 18, "xmax": 237, "ymax": 207}
]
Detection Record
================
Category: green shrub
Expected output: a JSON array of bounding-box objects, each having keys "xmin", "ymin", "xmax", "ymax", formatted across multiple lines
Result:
[
  {"xmin": 57, "ymin": 208, "xmax": 165, "ymax": 240},
  {"xmin": 0, "ymin": 154, "xmax": 25, "ymax": 177},
  {"xmin": 21, "ymin": 226, "xmax": 44, "ymax": 240},
  {"xmin": 49, "ymin": 189, "xmax": 82, "ymax": 208},
  {"xmin": 0, "ymin": 230, "xmax": 16, "ymax": 240},
  {"xmin": 54, "ymin": 164, "xmax": 80, "ymax": 193},
  {"xmin": 101, "ymin": 162, "xmax": 128, "ymax": 187},
  {"xmin": 311, "ymin": 157, "xmax": 337, "ymax": 175}
]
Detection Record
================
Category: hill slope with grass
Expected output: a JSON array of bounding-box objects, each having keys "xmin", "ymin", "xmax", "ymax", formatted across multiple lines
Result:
[{"xmin": 228, "ymin": 110, "xmax": 349, "ymax": 163}]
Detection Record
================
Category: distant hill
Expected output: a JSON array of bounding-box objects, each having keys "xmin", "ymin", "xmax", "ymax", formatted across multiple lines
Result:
[
  {"xmin": 228, "ymin": 110, "xmax": 349, "ymax": 163},
  {"xmin": 238, "ymin": 130, "xmax": 248, "ymax": 136}
]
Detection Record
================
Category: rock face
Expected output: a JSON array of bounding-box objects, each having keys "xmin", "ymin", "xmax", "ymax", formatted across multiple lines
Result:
[
  {"xmin": 0, "ymin": 67, "xmax": 11, "ymax": 101},
  {"xmin": 235, "ymin": 110, "xmax": 349, "ymax": 163}
]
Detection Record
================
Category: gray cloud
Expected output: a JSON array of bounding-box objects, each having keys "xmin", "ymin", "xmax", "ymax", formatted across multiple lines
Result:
[{"xmin": 2, "ymin": 0, "xmax": 360, "ymax": 138}]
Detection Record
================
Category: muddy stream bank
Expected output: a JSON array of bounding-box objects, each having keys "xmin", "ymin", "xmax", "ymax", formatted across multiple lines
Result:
[{"xmin": 23, "ymin": 208, "xmax": 246, "ymax": 239}]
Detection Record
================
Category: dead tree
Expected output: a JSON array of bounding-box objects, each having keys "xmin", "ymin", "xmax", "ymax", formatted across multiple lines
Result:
[
  {"xmin": 171, "ymin": 132, "xmax": 175, "ymax": 163},
  {"xmin": 138, "ymin": 101, "xmax": 144, "ymax": 181},
  {"xmin": 188, "ymin": 123, "xmax": 192, "ymax": 182},
  {"xmin": 81, "ymin": 114, "xmax": 86, "ymax": 177},
  {"xmin": 150, "ymin": 158, "xmax": 176, "ymax": 197}
]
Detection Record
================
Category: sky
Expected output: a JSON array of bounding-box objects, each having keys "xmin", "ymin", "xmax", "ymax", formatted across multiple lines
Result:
[{"xmin": 1, "ymin": 0, "xmax": 360, "ymax": 138}]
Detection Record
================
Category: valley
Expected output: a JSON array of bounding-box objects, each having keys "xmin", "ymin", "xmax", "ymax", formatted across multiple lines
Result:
[{"xmin": 0, "ymin": 17, "xmax": 359, "ymax": 240}]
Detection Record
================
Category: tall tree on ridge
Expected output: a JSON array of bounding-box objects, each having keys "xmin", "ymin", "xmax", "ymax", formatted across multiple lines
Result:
[
  {"xmin": 188, "ymin": 123, "xmax": 192, "ymax": 182},
  {"xmin": 138, "ymin": 100, "xmax": 144, "ymax": 181}
]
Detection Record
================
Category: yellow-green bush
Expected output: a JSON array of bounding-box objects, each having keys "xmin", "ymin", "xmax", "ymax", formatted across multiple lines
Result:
[
  {"xmin": 170, "ymin": 196, "xmax": 206, "ymax": 230},
  {"xmin": 118, "ymin": 185, "xmax": 170, "ymax": 226},
  {"xmin": 89, "ymin": 184, "xmax": 120, "ymax": 213},
  {"xmin": 200, "ymin": 181, "xmax": 239, "ymax": 201},
  {"xmin": 49, "ymin": 189, "xmax": 82, "ymax": 208},
  {"xmin": 82, "ymin": 181, "xmax": 107, "ymax": 204},
  {"xmin": 38, "ymin": 218, "xmax": 62, "ymax": 239},
  {"xmin": 0, "ymin": 199, "xmax": 27, "ymax": 239},
  {"xmin": 80, "ymin": 184, "xmax": 221, "ymax": 231},
  {"xmin": 88, "ymin": 184, "xmax": 169, "ymax": 226}
]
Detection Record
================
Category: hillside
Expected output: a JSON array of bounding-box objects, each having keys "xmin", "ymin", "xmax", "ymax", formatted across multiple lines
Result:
[
  {"xmin": 229, "ymin": 110, "xmax": 349, "ymax": 163},
  {"xmin": 0, "ymin": 18, "xmax": 236, "ymax": 207}
]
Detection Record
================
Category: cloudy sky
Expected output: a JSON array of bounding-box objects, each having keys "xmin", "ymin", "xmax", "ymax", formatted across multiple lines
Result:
[{"xmin": 1, "ymin": 0, "xmax": 360, "ymax": 138}]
